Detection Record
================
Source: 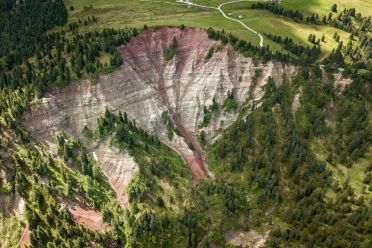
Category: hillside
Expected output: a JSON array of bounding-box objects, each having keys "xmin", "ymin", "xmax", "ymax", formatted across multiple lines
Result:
[
  {"xmin": 23, "ymin": 27, "xmax": 296, "ymax": 181},
  {"xmin": 0, "ymin": 0, "xmax": 371, "ymax": 248}
]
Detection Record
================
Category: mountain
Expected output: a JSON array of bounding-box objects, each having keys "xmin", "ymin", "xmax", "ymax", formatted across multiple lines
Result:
[{"xmin": 0, "ymin": 1, "xmax": 371, "ymax": 248}]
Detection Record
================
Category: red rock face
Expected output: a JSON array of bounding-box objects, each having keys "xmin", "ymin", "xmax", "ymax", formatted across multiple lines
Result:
[
  {"xmin": 117, "ymin": 27, "xmax": 218, "ymax": 86},
  {"xmin": 117, "ymin": 27, "xmax": 216, "ymax": 181},
  {"xmin": 23, "ymin": 27, "xmax": 296, "ymax": 185}
]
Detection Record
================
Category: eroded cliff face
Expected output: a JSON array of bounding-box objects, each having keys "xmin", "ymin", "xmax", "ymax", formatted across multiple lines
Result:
[{"xmin": 23, "ymin": 27, "xmax": 296, "ymax": 188}]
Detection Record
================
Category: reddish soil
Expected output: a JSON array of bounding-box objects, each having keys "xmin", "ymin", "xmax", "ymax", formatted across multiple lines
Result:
[
  {"xmin": 172, "ymin": 112, "xmax": 207, "ymax": 182},
  {"xmin": 20, "ymin": 203, "xmax": 109, "ymax": 247},
  {"xmin": 110, "ymin": 176, "xmax": 129, "ymax": 208},
  {"xmin": 67, "ymin": 202, "xmax": 110, "ymax": 232},
  {"xmin": 20, "ymin": 225, "xmax": 30, "ymax": 248},
  {"xmin": 117, "ymin": 27, "xmax": 216, "ymax": 182},
  {"xmin": 185, "ymin": 155, "xmax": 206, "ymax": 182}
]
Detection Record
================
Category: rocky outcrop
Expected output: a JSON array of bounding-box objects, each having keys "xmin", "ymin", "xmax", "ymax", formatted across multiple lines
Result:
[
  {"xmin": 0, "ymin": 193, "xmax": 23, "ymax": 216},
  {"xmin": 91, "ymin": 143, "xmax": 137, "ymax": 208},
  {"xmin": 320, "ymin": 66, "xmax": 352, "ymax": 94},
  {"xmin": 23, "ymin": 27, "xmax": 296, "ymax": 183},
  {"xmin": 333, "ymin": 71, "xmax": 352, "ymax": 93},
  {"xmin": 291, "ymin": 87, "xmax": 302, "ymax": 114}
]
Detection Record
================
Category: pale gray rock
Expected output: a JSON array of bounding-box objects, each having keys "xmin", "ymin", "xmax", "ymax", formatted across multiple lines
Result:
[{"xmin": 23, "ymin": 27, "xmax": 296, "ymax": 188}]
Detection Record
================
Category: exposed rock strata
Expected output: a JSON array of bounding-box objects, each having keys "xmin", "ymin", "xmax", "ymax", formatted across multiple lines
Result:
[
  {"xmin": 23, "ymin": 27, "xmax": 296, "ymax": 184},
  {"xmin": 91, "ymin": 143, "xmax": 137, "ymax": 208}
]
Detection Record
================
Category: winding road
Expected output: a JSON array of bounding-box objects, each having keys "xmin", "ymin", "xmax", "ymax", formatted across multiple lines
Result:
[
  {"xmin": 141, "ymin": 0, "xmax": 266, "ymax": 47},
  {"xmin": 217, "ymin": 0, "xmax": 265, "ymax": 47}
]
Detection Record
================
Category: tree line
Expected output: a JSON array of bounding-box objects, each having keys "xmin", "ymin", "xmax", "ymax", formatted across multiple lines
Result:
[
  {"xmin": 0, "ymin": 0, "xmax": 68, "ymax": 69},
  {"xmin": 265, "ymin": 33, "xmax": 321, "ymax": 62}
]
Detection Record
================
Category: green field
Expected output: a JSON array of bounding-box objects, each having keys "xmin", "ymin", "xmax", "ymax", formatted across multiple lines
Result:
[
  {"xmin": 66, "ymin": 0, "xmax": 370, "ymax": 59},
  {"xmin": 66, "ymin": 0, "xmax": 260, "ymax": 44},
  {"xmin": 194, "ymin": 0, "xmax": 372, "ymax": 16},
  {"xmin": 221, "ymin": 4, "xmax": 350, "ymax": 58},
  {"xmin": 281, "ymin": 0, "xmax": 372, "ymax": 17}
]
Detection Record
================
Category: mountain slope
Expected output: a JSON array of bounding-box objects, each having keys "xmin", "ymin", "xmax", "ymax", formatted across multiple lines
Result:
[{"xmin": 23, "ymin": 27, "xmax": 296, "ymax": 182}]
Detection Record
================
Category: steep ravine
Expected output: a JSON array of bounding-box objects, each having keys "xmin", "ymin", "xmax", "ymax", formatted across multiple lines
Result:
[{"xmin": 23, "ymin": 27, "xmax": 296, "ymax": 189}]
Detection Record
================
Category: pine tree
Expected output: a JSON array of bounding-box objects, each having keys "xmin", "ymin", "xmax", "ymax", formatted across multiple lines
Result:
[{"xmin": 332, "ymin": 3, "xmax": 337, "ymax": 12}]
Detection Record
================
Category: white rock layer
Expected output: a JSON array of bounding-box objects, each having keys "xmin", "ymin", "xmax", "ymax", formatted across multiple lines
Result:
[{"xmin": 23, "ymin": 27, "xmax": 296, "ymax": 185}]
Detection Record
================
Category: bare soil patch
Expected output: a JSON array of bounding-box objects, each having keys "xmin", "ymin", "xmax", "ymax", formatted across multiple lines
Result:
[{"xmin": 67, "ymin": 201, "xmax": 110, "ymax": 232}]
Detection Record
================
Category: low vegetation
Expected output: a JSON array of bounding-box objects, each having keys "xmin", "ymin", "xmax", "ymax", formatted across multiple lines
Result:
[
  {"xmin": 0, "ymin": 0, "xmax": 371, "ymax": 247},
  {"xmin": 223, "ymin": 90, "xmax": 238, "ymax": 112},
  {"xmin": 198, "ymin": 98, "xmax": 218, "ymax": 128},
  {"xmin": 165, "ymin": 37, "xmax": 178, "ymax": 60},
  {"xmin": 0, "ymin": 214, "xmax": 22, "ymax": 248},
  {"xmin": 161, "ymin": 111, "xmax": 175, "ymax": 141}
]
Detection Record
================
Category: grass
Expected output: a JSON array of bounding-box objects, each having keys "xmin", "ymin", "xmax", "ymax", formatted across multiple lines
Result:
[
  {"xmin": 312, "ymin": 139, "xmax": 372, "ymax": 199},
  {"xmin": 221, "ymin": 3, "xmax": 351, "ymax": 59},
  {"xmin": 165, "ymin": 37, "xmax": 178, "ymax": 60},
  {"xmin": 66, "ymin": 0, "xmax": 358, "ymax": 59},
  {"xmin": 194, "ymin": 0, "xmax": 372, "ymax": 17},
  {"xmin": 0, "ymin": 214, "xmax": 22, "ymax": 248},
  {"xmin": 281, "ymin": 0, "xmax": 372, "ymax": 17},
  {"xmin": 66, "ymin": 0, "xmax": 260, "ymax": 44},
  {"xmin": 330, "ymin": 150, "xmax": 372, "ymax": 199}
]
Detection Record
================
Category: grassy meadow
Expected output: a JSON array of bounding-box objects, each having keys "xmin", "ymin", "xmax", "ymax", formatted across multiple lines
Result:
[
  {"xmin": 281, "ymin": 0, "xmax": 372, "ymax": 17},
  {"xmin": 66, "ymin": 0, "xmax": 370, "ymax": 59},
  {"xmin": 66, "ymin": 0, "xmax": 261, "ymax": 44}
]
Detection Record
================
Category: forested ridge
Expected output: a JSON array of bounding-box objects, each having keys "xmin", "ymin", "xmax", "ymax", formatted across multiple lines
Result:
[
  {"xmin": 0, "ymin": 0, "xmax": 371, "ymax": 248},
  {"xmin": 208, "ymin": 70, "xmax": 371, "ymax": 247},
  {"xmin": 0, "ymin": 0, "xmax": 67, "ymax": 68}
]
